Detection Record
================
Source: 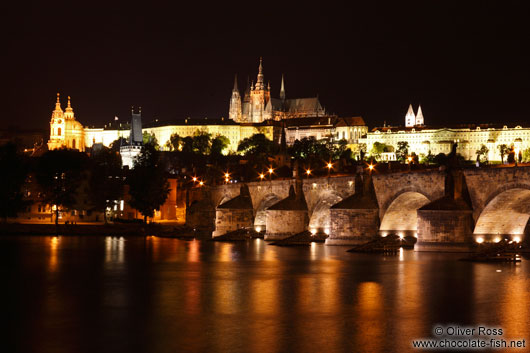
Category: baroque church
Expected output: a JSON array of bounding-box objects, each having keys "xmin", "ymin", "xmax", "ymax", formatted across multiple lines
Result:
[
  {"xmin": 229, "ymin": 58, "xmax": 327, "ymax": 123},
  {"xmin": 48, "ymin": 93, "xmax": 85, "ymax": 152}
]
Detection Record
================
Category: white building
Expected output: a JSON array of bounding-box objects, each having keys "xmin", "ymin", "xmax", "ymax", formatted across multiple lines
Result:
[{"xmin": 362, "ymin": 106, "xmax": 530, "ymax": 162}]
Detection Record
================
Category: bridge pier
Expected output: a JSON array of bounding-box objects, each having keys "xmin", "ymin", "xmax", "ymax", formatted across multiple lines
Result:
[
  {"xmin": 265, "ymin": 182, "xmax": 308, "ymax": 240},
  {"xmin": 415, "ymin": 197, "xmax": 474, "ymax": 252},
  {"xmin": 326, "ymin": 174, "xmax": 380, "ymax": 245},
  {"xmin": 212, "ymin": 185, "xmax": 254, "ymax": 237}
]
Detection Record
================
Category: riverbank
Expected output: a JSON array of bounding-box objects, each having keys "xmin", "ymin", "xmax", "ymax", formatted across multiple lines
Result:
[{"xmin": 0, "ymin": 222, "xmax": 200, "ymax": 237}]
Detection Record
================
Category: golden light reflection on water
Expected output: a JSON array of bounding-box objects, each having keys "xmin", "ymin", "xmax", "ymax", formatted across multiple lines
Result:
[
  {"xmin": 187, "ymin": 239, "xmax": 200, "ymax": 262},
  {"xmin": 214, "ymin": 276, "xmax": 240, "ymax": 315},
  {"xmin": 248, "ymin": 278, "xmax": 280, "ymax": 353},
  {"xmin": 500, "ymin": 266, "xmax": 530, "ymax": 339},
  {"xmin": 355, "ymin": 281, "xmax": 383, "ymax": 352},
  {"xmin": 395, "ymin": 256, "xmax": 424, "ymax": 348},
  {"xmin": 48, "ymin": 236, "xmax": 59, "ymax": 272}
]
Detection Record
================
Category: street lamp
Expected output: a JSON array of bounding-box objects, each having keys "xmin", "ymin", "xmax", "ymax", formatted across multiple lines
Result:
[
  {"xmin": 305, "ymin": 169, "xmax": 312, "ymax": 178},
  {"xmin": 259, "ymin": 173, "xmax": 265, "ymax": 181},
  {"xmin": 368, "ymin": 164, "xmax": 374, "ymax": 175},
  {"xmin": 199, "ymin": 181, "xmax": 204, "ymax": 187}
]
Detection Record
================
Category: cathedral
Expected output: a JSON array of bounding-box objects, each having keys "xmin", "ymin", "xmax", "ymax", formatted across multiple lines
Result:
[{"xmin": 229, "ymin": 58, "xmax": 327, "ymax": 123}]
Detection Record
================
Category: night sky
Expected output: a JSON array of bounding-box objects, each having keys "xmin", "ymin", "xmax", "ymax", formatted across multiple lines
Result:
[{"xmin": 3, "ymin": 0, "xmax": 529, "ymax": 130}]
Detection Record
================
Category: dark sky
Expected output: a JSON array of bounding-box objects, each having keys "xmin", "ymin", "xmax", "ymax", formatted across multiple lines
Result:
[{"xmin": 3, "ymin": 0, "xmax": 530, "ymax": 130}]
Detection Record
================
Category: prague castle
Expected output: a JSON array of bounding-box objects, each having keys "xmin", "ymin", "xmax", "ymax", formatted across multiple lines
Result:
[{"xmin": 229, "ymin": 58, "xmax": 326, "ymax": 123}]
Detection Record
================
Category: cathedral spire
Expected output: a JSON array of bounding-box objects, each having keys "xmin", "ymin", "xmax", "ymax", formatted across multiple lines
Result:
[
  {"xmin": 233, "ymin": 74, "xmax": 238, "ymax": 91},
  {"xmin": 405, "ymin": 104, "xmax": 416, "ymax": 127},
  {"xmin": 280, "ymin": 74, "xmax": 286, "ymax": 101},
  {"xmin": 256, "ymin": 57, "xmax": 264, "ymax": 90}
]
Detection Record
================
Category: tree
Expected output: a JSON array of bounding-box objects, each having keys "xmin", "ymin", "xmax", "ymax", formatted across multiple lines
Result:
[
  {"xmin": 168, "ymin": 133, "xmax": 182, "ymax": 151},
  {"xmin": 523, "ymin": 148, "xmax": 530, "ymax": 163},
  {"xmin": 143, "ymin": 131, "xmax": 159, "ymax": 149},
  {"xmin": 0, "ymin": 143, "xmax": 29, "ymax": 222},
  {"xmin": 370, "ymin": 142, "xmax": 387, "ymax": 160},
  {"xmin": 497, "ymin": 144, "xmax": 509, "ymax": 163},
  {"xmin": 192, "ymin": 130, "xmax": 212, "ymax": 155},
  {"xmin": 210, "ymin": 135, "xmax": 230, "ymax": 156},
  {"xmin": 475, "ymin": 144, "xmax": 489, "ymax": 164},
  {"xmin": 89, "ymin": 146, "xmax": 124, "ymax": 223},
  {"xmin": 35, "ymin": 149, "xmax": 87, "ymax": 226},
  {"xmin": 127, "ymin": 144, "xmax": 169, "ymax": 223},
  {"xmin": 109, "ymin": 137, "xmax": 128, "ymax": 153},
  {"xmin": 396, "ymin": 141, "xmax": 409, "ymax": 163}
]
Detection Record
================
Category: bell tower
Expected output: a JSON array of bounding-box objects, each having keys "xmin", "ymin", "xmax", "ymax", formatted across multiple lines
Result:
[{"xmin": 48, "ymin": 93, "xmax": 66, "ymax": 150}]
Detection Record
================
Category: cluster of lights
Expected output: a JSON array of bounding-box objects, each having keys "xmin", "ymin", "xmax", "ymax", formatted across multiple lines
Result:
[{"xmin": 191, "ymin": 176, "xmax": 204, "ymax": 187}]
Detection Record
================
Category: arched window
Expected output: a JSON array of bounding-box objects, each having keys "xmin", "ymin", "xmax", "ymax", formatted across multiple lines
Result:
[
  {"xmin": 58, "ymin": 127, "xmax": 61, "ymax": 136},
  {"xmin": 72, "ymin": 139, "xmax": 76, "ymax": 149}
]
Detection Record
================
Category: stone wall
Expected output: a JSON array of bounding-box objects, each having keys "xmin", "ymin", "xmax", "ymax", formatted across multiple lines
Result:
[
  {"xmin": 326, "ymin": 209, "xmax": 379, "ymax": 245},
  {"xmin": 212, "ymin": 208, "xmax": 254, "ymax": 237},
  {"xmin": 265, "ymin": 210, "xmax": 308, "ymax": 240},
  {"xmin": 416, "ymin": 209, "xmax": 474, "ymax": 252}
]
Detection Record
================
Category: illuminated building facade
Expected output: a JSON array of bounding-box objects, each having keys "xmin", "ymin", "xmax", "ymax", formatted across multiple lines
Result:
[
  {"xmin": 47, "ymin": 94, "xmax": 85, "ymax": 151},
  {"xmin": 362, "ymin": 106, "xmax": 530, "ymax": 161},
  {"xmin": 229, "ymin": 58, "xmax": 327, "ymax": 123}
]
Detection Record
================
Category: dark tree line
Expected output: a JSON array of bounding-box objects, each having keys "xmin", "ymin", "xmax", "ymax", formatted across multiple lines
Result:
[{"xmin": 0, "ymin": 141, "xmax": 170, "ymax": 224}]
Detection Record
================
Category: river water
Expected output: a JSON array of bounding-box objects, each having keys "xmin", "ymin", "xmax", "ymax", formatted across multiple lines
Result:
[{"xmin": 1, "ymin": 235, "xmax": 529, "ymax": 353}]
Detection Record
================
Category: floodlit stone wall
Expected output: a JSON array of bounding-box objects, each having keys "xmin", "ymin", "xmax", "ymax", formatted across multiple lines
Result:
[
  {"xmin": 416, "ymin": 209, "xmax": 474, "ymax": 251},
  {"xmin": 326, "ymin": 209, "xmax": 379, "ymax": 245},
  {"xmin": 212, "ymin": 208, "xmax": 254, "ymax": 237},
  {"xmin": 265, "ymin": 210, "xmax": 308, "ymax": 240}
]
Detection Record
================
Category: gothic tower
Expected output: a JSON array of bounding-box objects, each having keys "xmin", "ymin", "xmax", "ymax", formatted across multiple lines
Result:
[
  {"xmin": 228, "ymin": 74, "xmax": 242, "ymax": 122},
  {"xmin": 280, "ymin": 74, "xmax": 286, "ymax": 101},
  {"xmin": 249, "ymin": 57, "xmax": 271, "ymax": 123}
]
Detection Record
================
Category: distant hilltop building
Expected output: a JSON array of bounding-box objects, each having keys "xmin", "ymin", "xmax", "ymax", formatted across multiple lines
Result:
[
  {"xmin": 361, "ymin": 105, "xmax": 530, "ymax": 161},
  {"xmin": 229, "ymin": 58, "xmax": 327, "ymax": 123}
]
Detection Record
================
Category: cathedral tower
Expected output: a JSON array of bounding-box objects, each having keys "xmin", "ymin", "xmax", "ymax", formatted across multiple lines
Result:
[
  {"xmin": 249, "ymin": 57, "xmax": 271, "ymax": 122},
  {"xmin": 228, "ymin": 74, "xmax": 242, "ymax": 122}
]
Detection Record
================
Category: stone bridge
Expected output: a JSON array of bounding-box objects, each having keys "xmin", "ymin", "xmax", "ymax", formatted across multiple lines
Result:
[{"xmin": 189, "ymin": 165, "xmax": 530, "ymax": 251}]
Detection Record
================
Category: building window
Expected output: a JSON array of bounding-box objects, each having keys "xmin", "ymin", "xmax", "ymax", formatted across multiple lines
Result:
[
  {"xmin": 58, "ymin": 127, "xmax": 61, "ymax": 136},
  {"xmin": 72, "ymin": 139, "xmax": 76, "ymax": 149}
]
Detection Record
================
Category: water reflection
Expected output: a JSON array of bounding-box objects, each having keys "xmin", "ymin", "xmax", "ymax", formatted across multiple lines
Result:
[
  {"xmin": 48, "ymin": 236, "xmax": 59, "ymax": 272},
  {"xmin": 105, "ymin": 236, "xmax": 124, "ymax": 264},
  {"xmin": 355, "ymin": 281, "xmax": 384, "ymax": 352},
  {"xmin": 1, "ymin": 236, "xmax": 529, "ymax": 353}
]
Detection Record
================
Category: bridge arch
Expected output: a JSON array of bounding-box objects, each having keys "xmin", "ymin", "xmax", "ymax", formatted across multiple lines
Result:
[
  {"xmin": 308, "ymin": 192, "xmax": 344, "ymax": 234},
  {"xmin": 379, "ymin": 190, "xmax": 431, "ymax": 236},
  {"xmin": 253, "ymin": 193, "xmax": 282, "ymax": 231},
  {"xmin": 473, "ymin": 185, "xmax": 530, "ymax": 243}
]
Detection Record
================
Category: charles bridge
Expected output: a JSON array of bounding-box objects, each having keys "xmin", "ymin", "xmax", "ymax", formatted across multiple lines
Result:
[{"xmin": 187, "ymin": 165, "xmax": 530, "ymax": 251}]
